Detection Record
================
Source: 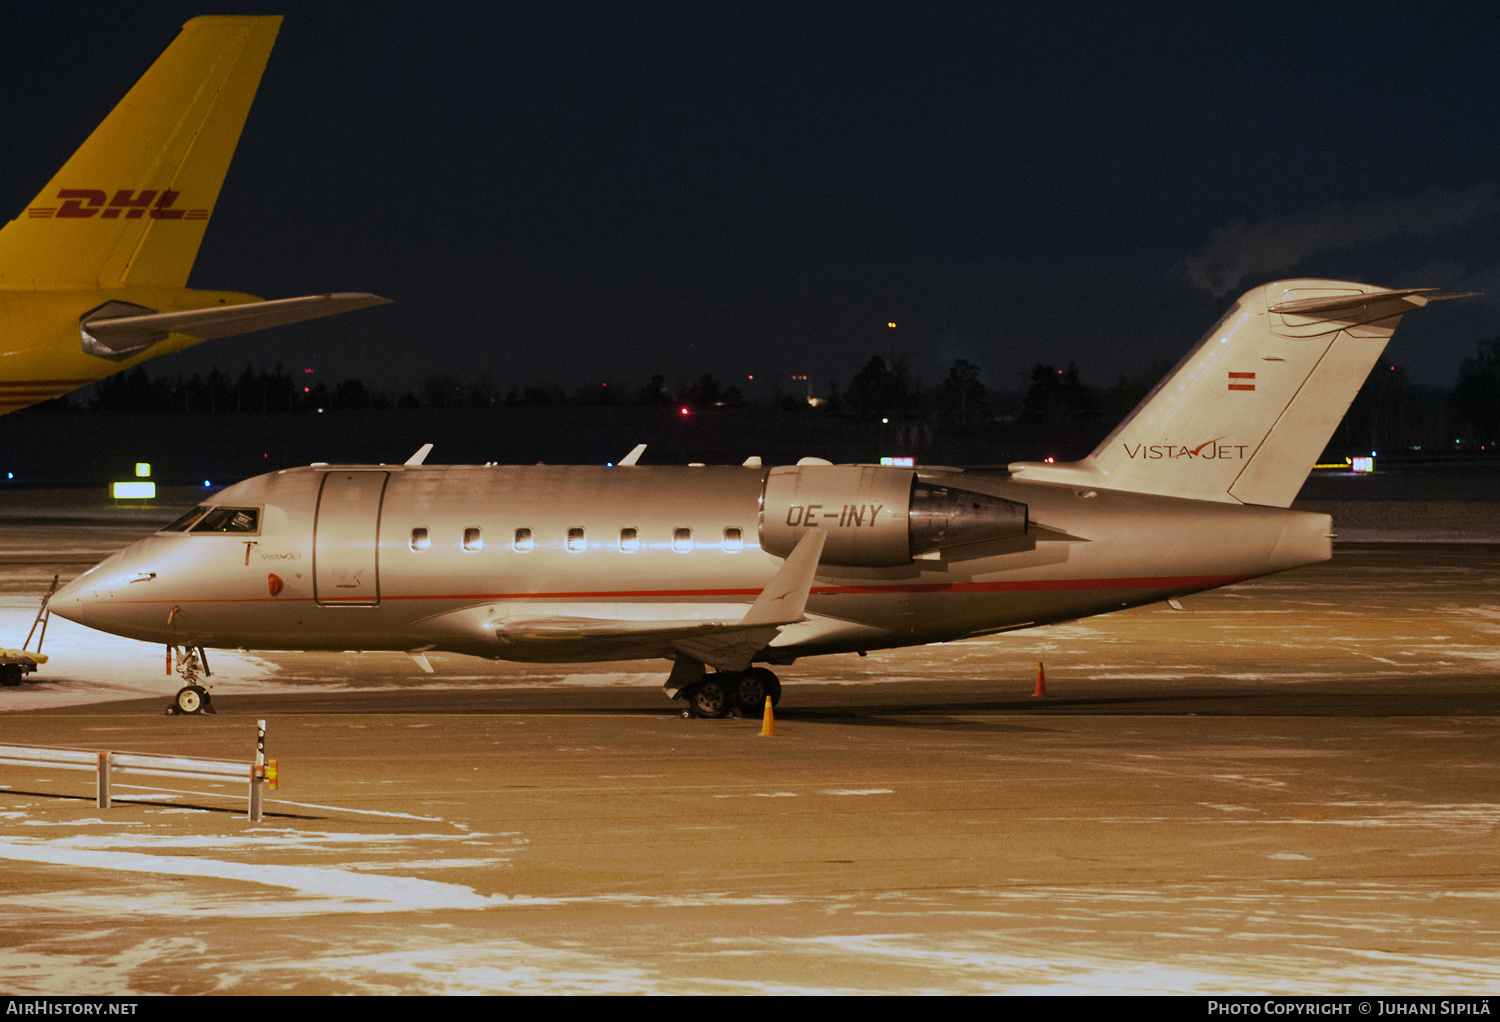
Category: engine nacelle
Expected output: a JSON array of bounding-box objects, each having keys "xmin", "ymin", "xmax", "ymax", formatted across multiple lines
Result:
[{"xmin": 759, "ymin": 465, "xmax": 1027, "ymax": 566}]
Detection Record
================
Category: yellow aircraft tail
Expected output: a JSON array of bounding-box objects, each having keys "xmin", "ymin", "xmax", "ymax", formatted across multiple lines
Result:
[{"xmin": 0, "ymin": 15, "xmax": 282, "ymax": 291}]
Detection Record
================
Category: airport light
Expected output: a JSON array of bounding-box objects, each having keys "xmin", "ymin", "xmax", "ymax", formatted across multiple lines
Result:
[
  {"xmin": 1351, "ymin": 456, "xmax": 1374, "ymax": 473},
  {"xmin": 135, "ymin": 463, "xmax": 150, "ymax": 477},
  {"xmin": 112, "ymin": 481, "xmax": 156, "ymax": 500},
  {"xmin": 880, "ymin": 456, "xmax": 915, "ymax": 467}
]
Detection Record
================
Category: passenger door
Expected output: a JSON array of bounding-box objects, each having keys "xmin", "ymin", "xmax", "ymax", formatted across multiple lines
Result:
[{"xmin": 313, "ymin": 471, "xmax": 389, "ymax": 606}]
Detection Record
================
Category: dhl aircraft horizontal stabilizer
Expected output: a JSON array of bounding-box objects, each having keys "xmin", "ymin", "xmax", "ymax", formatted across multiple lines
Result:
[
  {"xmin": 79, "ymin": 293, "xmax": 393, "ymax": 360},
  {"xmin": 0, "ymin": 15, "xmax": 389, "ymax": 412}
]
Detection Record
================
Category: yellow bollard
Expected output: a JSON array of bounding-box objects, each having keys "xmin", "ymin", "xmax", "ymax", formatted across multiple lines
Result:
[{"xmin": 760, "ymin": 695, "xmax": 776, "ymax": 736}]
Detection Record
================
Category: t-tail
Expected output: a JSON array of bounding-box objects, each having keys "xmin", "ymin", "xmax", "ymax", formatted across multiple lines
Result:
[
  {"xmin": 1009, "ymin": 279, "xmax": 1465, "ymax": 507},
  {"xmin": 0, "ymin": 16, "xmax": 388, "ymax": 413}
]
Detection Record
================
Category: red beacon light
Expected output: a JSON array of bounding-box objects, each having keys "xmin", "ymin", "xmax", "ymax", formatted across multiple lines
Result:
[{"xmin": 679, "ymin": 406, "xmax": 690, "ymax": 416}]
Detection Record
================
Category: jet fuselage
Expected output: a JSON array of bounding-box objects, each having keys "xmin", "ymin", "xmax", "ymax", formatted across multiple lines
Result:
[{"xmin": 55, "ymin": 462, "xmax": 1333, "ymax": 664}]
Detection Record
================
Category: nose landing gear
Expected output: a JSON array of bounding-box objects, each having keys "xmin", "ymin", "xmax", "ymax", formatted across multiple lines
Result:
[
  {"xmin": 681, "ymin": 667, "xmax": 781, "ymax": 718},
  {"xmin": 165, "ymin": 646, "xmax": 216, "ymax": 716}
]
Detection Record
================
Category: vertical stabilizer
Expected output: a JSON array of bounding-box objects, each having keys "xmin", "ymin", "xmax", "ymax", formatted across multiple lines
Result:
[
  {"xmin": 1009, "ymin": 279, "xmax": 1448, "ymax": 507},
  {"xmin": 0, "ymin": 15, "xmax": 282, "ymax": 290}
]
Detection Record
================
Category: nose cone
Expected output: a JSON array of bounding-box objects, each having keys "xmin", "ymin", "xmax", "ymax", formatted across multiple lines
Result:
[{"xmin": 51, "ymin": 547, "xmax": 152, "ymax": 638}]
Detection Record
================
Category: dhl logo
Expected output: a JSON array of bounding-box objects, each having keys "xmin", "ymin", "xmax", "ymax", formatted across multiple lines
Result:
[{"xmin": 27, "ymin": 189, "xmax": 209, "ymax": 221}]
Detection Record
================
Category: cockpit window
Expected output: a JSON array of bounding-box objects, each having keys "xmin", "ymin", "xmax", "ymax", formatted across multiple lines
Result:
[
  {"xmin": 160, "ymin": 507, "xmax": 210, "ymax": 533},
  {"xmin": 189, "ymin": 507, "xmax": 261, "ymax": 534}
]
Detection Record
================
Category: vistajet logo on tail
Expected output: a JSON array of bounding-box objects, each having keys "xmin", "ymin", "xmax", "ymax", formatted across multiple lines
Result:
[
  {"xmin": 1123, "ymin": 436, "xmax": 1248, "ymax": 461},
  {"xmin": 27, "ymin": 189, "xmax": 209, "ymax": 220}
]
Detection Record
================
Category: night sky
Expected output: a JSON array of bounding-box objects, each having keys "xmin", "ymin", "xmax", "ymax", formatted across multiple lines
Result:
[{"xmin": 5, "ymin": 2, "xmax": 1499, "ymax": 398}]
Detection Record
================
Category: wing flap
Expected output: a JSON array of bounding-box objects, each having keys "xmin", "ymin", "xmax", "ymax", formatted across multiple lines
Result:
[{"xmin": 493, "ymin": 616, "xmax": 781, "ymax": 670}]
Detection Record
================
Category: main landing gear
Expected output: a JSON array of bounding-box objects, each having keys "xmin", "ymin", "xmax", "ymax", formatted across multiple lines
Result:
[
  {"xmin": 165, "ymin": 646, "xmax": 216, "ymax": 716},
  {"xmin": 681, "ymin": 667, "xmax": 781, "ymax": 719}
]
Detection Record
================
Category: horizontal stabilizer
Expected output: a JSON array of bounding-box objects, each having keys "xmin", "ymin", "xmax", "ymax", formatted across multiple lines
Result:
[
  {"xmin": 83, "ymin": 293, "xmax": 391, "ymax": 350},
  {"xmin": 1266, "ymin": 287, "xmax": 1474, "ymax": 317}
]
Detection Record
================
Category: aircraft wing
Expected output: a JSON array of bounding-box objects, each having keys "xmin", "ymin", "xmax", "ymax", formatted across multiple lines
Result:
[
  {"xmin": 494, "ymin": 616, "xmax": 784, "ymax": 671},
  {"xmin": 82, "ymin": 292, "xmax": 392, "ymax": 351},
  {"xmin": 491, "ymin": 530, "xmax": 829, "ymax": 671}
]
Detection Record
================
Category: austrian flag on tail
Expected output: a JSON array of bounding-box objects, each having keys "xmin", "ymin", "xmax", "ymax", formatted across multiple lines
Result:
[{"xmin": 1228, "ymin": 372, "xmax": 1255, "ymax": 392}]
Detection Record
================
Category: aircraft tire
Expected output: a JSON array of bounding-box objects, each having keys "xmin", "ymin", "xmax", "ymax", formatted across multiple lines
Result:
[
  {"xmin": 730, "ymin": 668, "xmax": 781, "ymax": 714},
  {"xmin": 684, "ymin": 678, "xmax": 731, "ymax": 719},
  {"xmin": 174, "ymin": 686, "xmax": 204, "ymax": 715},
  {"xmin": 750, "ymin": 668, "xmax": 782, "ymax": 708}
]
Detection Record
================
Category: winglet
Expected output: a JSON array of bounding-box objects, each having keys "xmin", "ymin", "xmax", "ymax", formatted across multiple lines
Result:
[
  {"xmin": 739, "ymin": 528, "xmax": 827, "ymax": 627},
  {"xmin": 619, "ymin": 444, "xmax": 647, "ymax": 466},
  {"xmin": 404, "ymin": 443, "xmax": 434, "ymax": 466}
]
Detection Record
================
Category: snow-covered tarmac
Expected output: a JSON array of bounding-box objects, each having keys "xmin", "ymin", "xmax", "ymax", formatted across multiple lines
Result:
[{"xmin": 3, "ymin": 485, "xmax": 1500, "ymax": 994}]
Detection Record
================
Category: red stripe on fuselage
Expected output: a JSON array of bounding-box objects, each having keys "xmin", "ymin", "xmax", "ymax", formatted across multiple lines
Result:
[{"xmin": 99, "ymin": 573, "xmax": 1259, "ymax": 606}]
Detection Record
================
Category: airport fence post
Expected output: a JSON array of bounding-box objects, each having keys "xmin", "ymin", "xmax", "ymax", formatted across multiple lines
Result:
[
  {"xmin": 248, "ymin": 719, "xmax": 267, "ymax": 822},
  {"xmin": 96, "ymin": 751, "xmax": 111, "ymax": 809},
  {"xmin": 245, "ymin": 719, "xmax": 269, "ymax": 822},
  {"xmin": 248, "ymin": 764, "xmax": 263, "ymax": 822}
]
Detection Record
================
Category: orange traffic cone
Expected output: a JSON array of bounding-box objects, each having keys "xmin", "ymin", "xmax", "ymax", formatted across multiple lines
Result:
[
  {"xmin": 1032, "ymin": 661, "xmax": 1047, "ymax": 698},
  {"xmin": 760, "ymin": 695, "xmax": 776, "ymax": 736}
]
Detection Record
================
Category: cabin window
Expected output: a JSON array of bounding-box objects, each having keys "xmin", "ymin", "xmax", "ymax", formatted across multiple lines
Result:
[
  {"xmin": 620, "ymin": 527, "xmax": 639, "ymax": 552},
  {"xmin": 514, "ymin": 528, "xmax": 533, "ymax": 552},
  {"xmin": 161, "ymin": 507, "xmax": 210, "ymax": 533},
  {"xmin": 673, "ymin": 527, "xmax": 693, "ymax": 553},
  {"xmin": 567, "ymin": 527, "xmax": 586, "ymax": 552},
  {"xmin": 463, "ymin": 527, "xmax": 482, "ymax": 551},
  {"xmin": 190, "ymin": 507, "xmax": 260, "ymax": 534},
  {"xmin": 410, "ymin": 527, "xmax": 430, "ymax": 551},
  {"xmin": 723, "ymin": 527, "xmax": 743, "ymax": 553}
]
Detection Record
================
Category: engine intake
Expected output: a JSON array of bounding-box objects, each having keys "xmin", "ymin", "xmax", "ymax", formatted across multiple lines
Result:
[{"xmin": 759, "ymin": 465, "xmax": 1027, "ymax": 566}]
